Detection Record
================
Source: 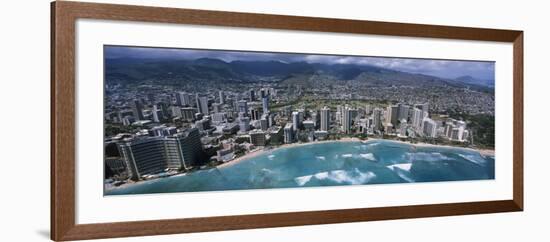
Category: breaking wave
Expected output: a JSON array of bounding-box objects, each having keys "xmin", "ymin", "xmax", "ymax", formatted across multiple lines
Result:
[
  {"xmin": 294, "ymin": 175, "xmax": 312, "ymax": 186},
  {"xmin": 359, "ymin": 153, "xmax": 376, "ymax": 161},
  {"xmin": 294, "ymin": 168, "xmax": 376, "ymax": 186},
  {"xmin": 387, "ymin": 163, "xmax": 412, "ymax": 172},
  {"xmin": 387, "ymin": 163, "xmax": 414, "ymax": 182}
]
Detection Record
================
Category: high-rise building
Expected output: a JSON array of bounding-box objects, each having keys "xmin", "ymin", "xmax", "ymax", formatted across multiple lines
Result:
[
  {"xmin": 268, "ymin": 113, "xmax": 275, "ymax": 127},
  {"xmin": 292, "ymin": 111, "xmax": 300, "ymax": 131},
  {"xmin": 456, "ymin": 120, "xmax": 466, "ymax": 129},
  {"xmin": 311, "ymin": 109, "xmax": 319, "ymax": 128},
  {"xmin": 398, "ymin": 104, "xmax": 410, "ymax": 121},
  {"xmin": 260, "ymin": 114, "xmax": 269, "ymax": 131},
  {"xmin": 416, "ymin": 103, "xmax": 429, "ymax": 114},
  {"xmin": 218, "ymin": 91, "xmax": 225, "ymax": 104},
  {"xmin": 445, "ymin": 122, "xmax": 455, "ymax": 138},
  {"xmin": 350, "ymin": 108, "xmax": 358, "ymax": 121},
  {"xmin": 268, "ymin": 126, "xmax": 284, "ymax": 145},
  {"xmin": 373, "ymin": 108, "xmax": 383, "ymax": 131},
  {"xmin": 444, "ymin": 119, "xmax": 467, "ymax": 141},
  {"xmin": 386, "ymin": 105, "xmax": 399, "ymax": 127},
  {"xmin": 152, "ymin": 105, "xmax": 160, "ymax": 122},
  {"xmin": 239, "ymin": 117, "xmax": 250, "ymax": 132},
  {"xmin": 342, "ymin": 107, "xmax": 353, "ymax": 134},
  {"xmin": 452, "ymin": 122, "xmax": 467, "ymax": 141},
  {"xmin": 284, "ymin": 123, "xmax": 294, "ymax": 144},
  {"xmin": 250, "ymin": 108, "xmax": 260, "ymax": 120},
  {"xmin": 158, "ymin": 102, "xmax": 170, "ymax": 119},
  {"xmin": 456, "ymin": 121, "xmax": 467, "ymax": 141},
  {"xmin": 336, "ymin": 105, "xmax": 343, "ymax": 125},
  {"xmin": 249, "ymin": 130, "xmax": 267, "ymax": 146},
  {"xmin": 357, "ymin": 119, "xmax": 369, "ymax": 133},
  {"xmin": 211, "ymin": 112, "xmax": 227, "ymax": 123},
  {"xmin": 181, "ymin": 107, "xmax": 196, "ymax": 122},
  {"xmin": 249, "ymin": 89, "xmax": 256, "ymax": 101},
  {"xmin": 411, "ymin": 108, "xmax": 424, "ymax": 131},
  {"xmin": 320, "ymin": 106, "xmax": 330, "ymax": 131},
  {"xmin": 298, "ymin": 109, "xmax": 305, "ymax": 123},
  {"xmin": 226, "ymin": 110, "xmax": 236, "ymax": 120},
  {"xmin": 451, "ymin": 128, "xmax": 461, "ymax": 140},
  {"xmin": 117, "ymin": 128, "xmax": 204, "ymax": 180},
  {"xmin": 174, "ymin": 128, "xmax": 205, "ymax": 169},
  {"xmin": 422, "ymin": 118, "xmax": 437, "ymax": 138},
  {"xmin": 131, "ymin": 99, "xmax": 144, "ymax": 120},
  {"xmin": 262, "ymin": 96, "xmax": 269, "ymax": 114},
  {"xmin": 118, "ymin": 137, "xmax": 179, "ymax": 180},
  {"xmin": 175, "ymin": 92, "xmax": 191, "ymax": 106},
  {"xmin": 196, "ymin": 96, "xmax": 209, "ymax": 115},
  {"xmin": 237, "ymin": 100, "xmax": 248, "ymax": 115}
]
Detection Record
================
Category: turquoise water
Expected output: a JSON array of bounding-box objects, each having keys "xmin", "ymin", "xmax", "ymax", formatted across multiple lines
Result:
[{"xmin": 105, "ymin": 140, "xmax": 495, "ymax": 195}]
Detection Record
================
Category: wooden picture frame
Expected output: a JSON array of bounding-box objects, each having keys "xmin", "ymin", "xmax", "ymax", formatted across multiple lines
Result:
[{"xmin": 51, "ymin": 1, "xmax": 523, "ymax": 241}]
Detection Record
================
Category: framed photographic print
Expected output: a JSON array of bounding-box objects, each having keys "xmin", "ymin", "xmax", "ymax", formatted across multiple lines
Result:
[{"xmin": 51, "ymin": 1, "xmax": 523, "ymax": 241}]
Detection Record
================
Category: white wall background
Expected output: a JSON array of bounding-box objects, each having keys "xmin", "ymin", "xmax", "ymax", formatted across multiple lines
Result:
[{"xmin": 0, "ymin": 0, "xmax": 547, "ymax": 241}]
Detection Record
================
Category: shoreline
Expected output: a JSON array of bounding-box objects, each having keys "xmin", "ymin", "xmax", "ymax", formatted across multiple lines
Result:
[
  {"xmin": 217, "ymin": 137, "xmax": 494, "ymax": 169},
  {"xmin": 106, "ymin": 137, "xmax": 494, "ymax": 192},
  {"xmin": 217, "ymin": 138, "xmax": 360, "ymax": 169},
  {"xmin": 365, "ymin": 138, "xmax": 495, "ymax": 156}
]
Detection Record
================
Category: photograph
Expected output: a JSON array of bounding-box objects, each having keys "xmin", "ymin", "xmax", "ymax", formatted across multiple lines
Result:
[
  {"xmin": 103, "ymin": 45, "xmax": 496, "ymax": 195},
  {"xmin": 1, "ymin": 0, "xmax": 538, "ymax": 241}
]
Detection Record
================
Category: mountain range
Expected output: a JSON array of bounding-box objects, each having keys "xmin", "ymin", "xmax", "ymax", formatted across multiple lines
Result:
[
  {"xmin": 453, "ymin": 75, "xmax": 495, "ymax": 88},
  {"xmin": 105, "ymin": 57, "xmax": 494, "ymax": 92}
]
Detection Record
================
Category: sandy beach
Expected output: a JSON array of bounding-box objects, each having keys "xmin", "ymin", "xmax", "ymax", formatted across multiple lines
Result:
[
  {"xmin": 366, "ymin": 138, "xmax": 495, "ymax": 156},
  {"xmin": 217, "ymin": 138, "xmax": 361, "ymax": 169},
  {"xmin": 218, "ymin": 137, "xmax": 495, "ymax": 169},
  {"xmin": 217, "ymin": 148, "xmax": 267, "ymax": 169}
]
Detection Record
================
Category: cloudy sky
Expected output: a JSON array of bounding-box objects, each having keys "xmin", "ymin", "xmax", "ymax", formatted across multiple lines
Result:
[{"xmin": 105, "ymin": 46, "xmax": 495, "ymax": 80}]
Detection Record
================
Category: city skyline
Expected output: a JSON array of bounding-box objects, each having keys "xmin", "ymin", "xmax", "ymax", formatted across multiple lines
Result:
[{"xmin": 104, "ymin": 45, "xmax": 495, "ymax": 195}]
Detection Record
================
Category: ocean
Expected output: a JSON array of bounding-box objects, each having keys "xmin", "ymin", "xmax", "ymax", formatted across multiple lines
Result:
[{"xmin": 105, "ymin": 140, "xmax": 495, "ymax": 195}]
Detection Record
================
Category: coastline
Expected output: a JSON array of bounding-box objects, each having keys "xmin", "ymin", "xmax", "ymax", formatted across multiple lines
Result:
[
  {"xmin": 106, "ymin": 137, "xmax": 494, "ymax": 193},
  {"xmin": 365, "ymin": 138, "xmax": 495, "ymax": 157},
  {"xmin": 217, "ymin": 138, "xmax": 361, "ymax": 169},
  {"xmin": 218, "ymin": 137, "xmax": 495, "ymax": 169}
]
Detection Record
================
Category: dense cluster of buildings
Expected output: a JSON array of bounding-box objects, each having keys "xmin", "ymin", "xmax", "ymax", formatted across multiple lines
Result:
[{"xmin": 104, "ymin": 84, "xmax": 473, "ymax": 184}]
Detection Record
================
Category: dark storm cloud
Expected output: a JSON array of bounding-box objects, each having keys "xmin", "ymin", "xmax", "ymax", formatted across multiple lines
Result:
[{"xmin": 105, "ymin": 46, "xmax": 495, "ymax": 80}]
